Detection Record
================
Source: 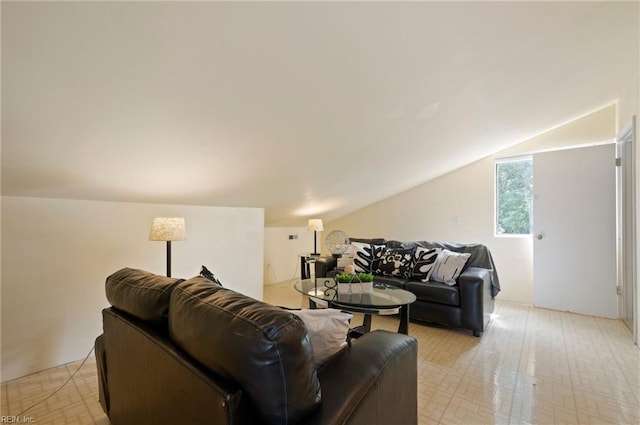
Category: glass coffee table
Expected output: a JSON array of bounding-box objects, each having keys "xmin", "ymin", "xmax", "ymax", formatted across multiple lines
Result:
[{"xmin": 294, "ymin": 278, "xmax": 417, "ymax": 335}]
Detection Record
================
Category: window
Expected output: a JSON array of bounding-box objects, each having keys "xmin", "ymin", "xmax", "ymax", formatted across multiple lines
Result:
[{"xmin": 495, "ymin": 157, "xmax": 533, "ymax": 235}]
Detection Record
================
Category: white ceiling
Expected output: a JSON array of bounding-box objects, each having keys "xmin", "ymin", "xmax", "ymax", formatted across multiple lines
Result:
[{"xmin": 2, "ymin": 1, "xmax": 638, "ymax": 226}]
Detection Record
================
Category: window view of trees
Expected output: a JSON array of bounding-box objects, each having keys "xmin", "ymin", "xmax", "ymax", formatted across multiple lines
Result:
[{"xmin": 496, "ymin": 158, "xmax": 533, "ymax": 235}]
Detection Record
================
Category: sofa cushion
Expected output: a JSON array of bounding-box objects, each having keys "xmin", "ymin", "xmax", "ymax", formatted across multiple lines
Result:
[
  {"xmin": 375, "ymin": 247, "xmax": 415, "ymax": 279},
  {"xmin": 351, "ymin": 242, "xmax": 385, "ymax": 273},
  {"xmin": 169, "ymin": 278, "xmax": 321, "ymax": 425},
  {"xmin": 405, "ymin": 280, "xmax": 460, "ymax": 306},
  {"xmin": 290, "ymin": 308, "xmax": 353, "ymax": 368},
  {"xmin": 429, "ymin": 249, "xmax": 472, "ymax": 285},
  {"xmin": 412, "ymin": 247, "xmax": 440, "ymax": 281},
  {"xmin": 199, "ymin": 265, "xmax": 223, "ymax": 286},
  {"xmin": 105, "ymin": 268, "xmax": 184, "ymax": 323},
  {"xmin": 373, "ymin": 275, "xmax": 409, "ymax": 288}
]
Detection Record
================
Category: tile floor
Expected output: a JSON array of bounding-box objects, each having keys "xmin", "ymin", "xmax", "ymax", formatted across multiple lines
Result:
[{"xmin": 2, "ymin": 280, "xmax": 639, "ymax": 424}]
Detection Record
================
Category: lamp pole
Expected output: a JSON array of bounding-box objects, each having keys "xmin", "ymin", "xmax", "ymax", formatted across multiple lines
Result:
[
  {"xmin": 166, "ymin": 240, "xmax": 172, "ymax": 277},
  {"xmin": 313, "ymin": 230, "xmax": 318, "ymax": 255}
]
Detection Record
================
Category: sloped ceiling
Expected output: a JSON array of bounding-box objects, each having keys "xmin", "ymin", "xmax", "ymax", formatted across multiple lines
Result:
[{"xmin": 2, "ymin": 1, "xmax": 638, "ymax": 226}]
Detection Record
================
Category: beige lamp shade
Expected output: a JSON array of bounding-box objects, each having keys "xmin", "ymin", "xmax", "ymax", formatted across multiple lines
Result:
[
  {"xmin": 307, "ymin": 219, "xmax": 324, "ymax": 232},
  {"xmin": 149, "ymin": 217, "xmax": 187, "ymax": 241}
]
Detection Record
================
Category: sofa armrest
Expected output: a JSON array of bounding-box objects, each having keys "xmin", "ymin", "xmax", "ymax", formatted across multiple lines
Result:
[
  {"xmin": 314, "ymin": 256, "xmax": 337, "ymax": 278},
  {"xmin": 458, "ymin": 267, "xmax": 493, "ymax": 336},
  {"xmin": 301, "ymin": 330, "xmax": 417, "ymax": 425}
]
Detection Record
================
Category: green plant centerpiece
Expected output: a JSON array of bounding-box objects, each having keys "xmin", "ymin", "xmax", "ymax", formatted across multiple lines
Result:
[
  {"xmin": 334, "ymin": 271, "xmax": 374, "ymax": 294},
  {"xmin": 357, "ymin": 272, "xmax": 374, "ymax": 282},
  {"xmin": 335, "ymin": 271, "xmax": 374, "ymax": 283},
  {"xmin": 335, "ymin": 272, "xmax": 355, "ymax": 283}
]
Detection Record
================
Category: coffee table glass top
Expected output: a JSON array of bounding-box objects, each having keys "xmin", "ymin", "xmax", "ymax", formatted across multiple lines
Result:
[{"xmin": 294, "ymin": 278, "xmax": 416, "ymax": 308}]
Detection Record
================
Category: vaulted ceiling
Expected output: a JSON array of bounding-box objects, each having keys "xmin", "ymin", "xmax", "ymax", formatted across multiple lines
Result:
[{"xmin": 2, "ymin": 1, "xmax": 638, "ymax": 226}]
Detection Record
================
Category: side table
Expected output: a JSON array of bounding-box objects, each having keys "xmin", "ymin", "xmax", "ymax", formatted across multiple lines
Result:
[{"xmin": 298, "ymin": 254, "xmax": 320, "ymax": 280}]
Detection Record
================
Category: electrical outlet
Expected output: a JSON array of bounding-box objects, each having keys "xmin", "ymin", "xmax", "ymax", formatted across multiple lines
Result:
[{"xmin": 288, "ymin": 234, "xmax": 298, "ymax": 240}]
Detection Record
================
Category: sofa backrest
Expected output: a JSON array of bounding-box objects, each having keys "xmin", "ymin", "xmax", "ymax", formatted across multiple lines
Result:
[
  {"xmin": 349, "ymin": 238, "xmax": 500, "ymax": 293},
  {"xmin": 169, "ymin": 277, "xmax": 322, "ymax": 425},
  {"xmin": 389, "ymin": 240, "xmax": 491, "ymax": 272},
  {"xmin": 349, "ymin": 237, "xmax": 387, "ymax": 245},
  {"xmin": 105, "ymin": 267, "xmax": 184, "ymax": 325},
  {"xmin": 386, "ymin": 239, "xmax": 500, "ymax": 293}
]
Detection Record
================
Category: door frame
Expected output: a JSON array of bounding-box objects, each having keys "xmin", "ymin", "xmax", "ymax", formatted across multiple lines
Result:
[{"xmin": 616, "ymin": 116, "xmax": 637, "ymax": 344}]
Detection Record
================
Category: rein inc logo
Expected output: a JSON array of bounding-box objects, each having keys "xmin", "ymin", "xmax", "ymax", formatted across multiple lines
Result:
[{"xmin": 1, "ymin": 417, "xmax": 35, "ymax": 423}]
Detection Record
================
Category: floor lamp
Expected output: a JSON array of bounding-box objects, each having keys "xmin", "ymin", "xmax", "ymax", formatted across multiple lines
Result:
[
  {"xmin": 307, "ymin": 218, "xmax": 323, "ymax": 256},
  {"xmin": 149, "ymin": 217, "xmax": 186, "ymax": 277}
]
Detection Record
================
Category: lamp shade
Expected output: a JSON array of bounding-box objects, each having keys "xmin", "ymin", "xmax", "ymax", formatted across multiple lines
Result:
[
  {"xmin": 149, "ymin": 217, "xmax": 186, "ymax": 241},
  {"xmin": 307, "ymin": 219, "xmax": 324, "ymax": 232}
]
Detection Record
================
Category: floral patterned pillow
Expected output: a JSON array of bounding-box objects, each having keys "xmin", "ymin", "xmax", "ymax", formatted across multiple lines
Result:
[{"xmin": 375, "ymin": 247, "xmax": 415, "ymax": 279}]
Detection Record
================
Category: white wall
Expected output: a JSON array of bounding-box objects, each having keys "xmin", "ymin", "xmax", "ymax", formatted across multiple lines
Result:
[
  {"xmin": 325, "ymin": 105, "xmax": 616, "ymax": 305},
  {"xmin": 264, "ymin": 227, "xmax": 317, "ymax": 284},
  {"xmin": 617, "ymin": 61, "xmax": 638, "ymax": 134},
  {"xmin": 1, "ymin": 196, "xmax": 264, "ymax": 382}
]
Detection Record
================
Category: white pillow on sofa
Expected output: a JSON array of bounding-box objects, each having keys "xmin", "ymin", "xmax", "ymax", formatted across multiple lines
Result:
[
  {"xmin": 428, "ymin": 249, "xmax": 471, "ymax": 285},
  {"xmin": 291, "ymin": 308, "xmax": 353, "ymax": 367},
  {"xmin": 337, "ymin": 243, "xmax": 356, "ymax": 269}
]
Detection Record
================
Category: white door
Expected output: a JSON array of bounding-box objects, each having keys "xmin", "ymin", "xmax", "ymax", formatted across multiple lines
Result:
[{"xmin": 533, "ymin": 144, "xmax": 617, "ymax": 318}]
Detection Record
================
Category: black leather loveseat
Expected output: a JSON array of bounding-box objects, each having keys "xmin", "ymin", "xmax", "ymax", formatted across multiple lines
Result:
[
  {"xmin": 95, "ymin": 268, "xmax": 418, "ymax": 425},
  {"xmin": 316, "ymin": 238, "xmax": 500, "ymax": 337}
]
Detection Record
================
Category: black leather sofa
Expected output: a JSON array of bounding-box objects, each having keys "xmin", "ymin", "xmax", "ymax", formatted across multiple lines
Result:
[
  {"xmin": 95, "ymin": 268, "xmax": 418, "ymax": 425},
  {"xmin": 316, "ymin": 238, "xmax": 500, "ymax": 337}
]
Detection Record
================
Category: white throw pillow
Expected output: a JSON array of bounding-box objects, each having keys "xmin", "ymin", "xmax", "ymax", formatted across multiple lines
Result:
[
  {"xmin": 291, "ymin": 308, "xmax": 353, "ymax": 367},
  {"xmin": 428, "ymin": 249, "xmax": 471, "ymax": 285},
  {"xmin": 337, "ymin": 243, "xmax": 356, "ymax": 269}
]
